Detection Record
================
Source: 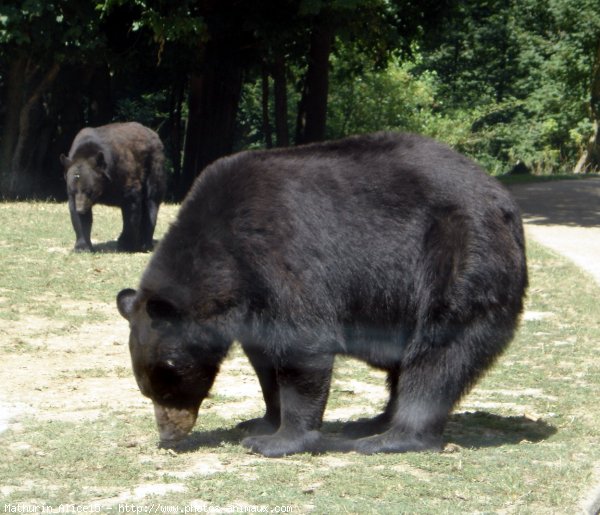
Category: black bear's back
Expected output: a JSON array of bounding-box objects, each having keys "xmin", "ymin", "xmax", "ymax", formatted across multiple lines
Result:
[{"xmin": 150, "ymin": 132, "xmax": 526, "ymax": 352}]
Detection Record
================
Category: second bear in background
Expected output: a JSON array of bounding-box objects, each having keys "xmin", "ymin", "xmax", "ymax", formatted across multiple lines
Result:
[{"xmin": 60, "ymin": 122, "xmax": 166, "ymax": 252}]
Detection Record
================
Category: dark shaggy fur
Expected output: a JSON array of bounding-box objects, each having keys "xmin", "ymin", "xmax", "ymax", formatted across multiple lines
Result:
[
  {"xmin": 61, "ymin": 122, "xmax": 166, "ymax": 252},
  {"xmin": 117, "ymin": 132, "xmax": 528, "ymax": 457}
]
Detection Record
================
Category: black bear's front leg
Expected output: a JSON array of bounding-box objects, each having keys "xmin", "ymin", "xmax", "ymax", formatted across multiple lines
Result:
[
  {"xmin": 237, "ymin": 346, "xmax": 280, "ymax": 436},
  {"xmin": 119, "ymin": 193, "xmax": 143, "ymax": 252},
  {"xmin": 69, "ymin": 197, "xmax": 93, "ymax": 252},
  {"xmin": 242, "ymin": 354, "xmax": 334, "ymax": 457}
]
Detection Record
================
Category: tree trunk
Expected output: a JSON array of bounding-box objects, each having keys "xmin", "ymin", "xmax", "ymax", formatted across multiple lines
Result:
[
  {"xmin": 180, "ymin": 59, "xmax": 243, "ymax": 199},
  {"xmin": 48, "ymin": 65, "xmax": 88, "ymax": 198},
  {"xmin": 0, "ymin": 55, "xmax": 27, "ymax": 194},
  {"xmin": 574, "ymin": 121, "xmax": 600, "ymax": 174},
  {"xmin": 295, "ymin": 16, "xmax": 334, "ymax": 144},
  {"xmin": 181, "ymin": 75, "xmax": 206, "ymax": 197},
  {"xmin": 272, "ymin": 57, "xmax": 289, "ymax": 147},
  {"xmin": 86, "ymin": 64, "xmax": 113, "ymax": 126},
  {"xmin": 166, "ymin": 74, "xmax": 186, "ymax": 195},
  {"xmin": 575, "ymin": 39, "xmax": 600, "ymax": 173},
  {"xmin": 8, "ymin": 61, "xmax": 61, "ymax": 198},
  {"xmin": 261, "ymin": 64, "xmax": 273, "ymax": 148}
]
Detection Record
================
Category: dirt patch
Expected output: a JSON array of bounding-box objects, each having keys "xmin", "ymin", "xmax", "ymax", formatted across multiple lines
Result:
[
  {"xmin": 0, "ymin": 304, "xmax": 146, "ymax": 426},
  {"xmin": 1, "ymin": 303, "xmax": 385, "ymax": 435},
  {"xmin": 0, "ymin": 302, "xmax": 271, "ymax": 432}
]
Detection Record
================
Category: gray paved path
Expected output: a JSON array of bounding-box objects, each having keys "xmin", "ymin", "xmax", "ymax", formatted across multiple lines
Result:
[{"xmin": 508, "ymin": 178, "xmax": 600, "ymax": 284}]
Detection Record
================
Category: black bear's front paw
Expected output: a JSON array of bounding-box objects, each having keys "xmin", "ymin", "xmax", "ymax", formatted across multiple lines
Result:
[
  {"xmin": 74, "ymin": 241, "xmax": 92, "ymax": 252},
  {"xmin": 242, "ymin": 431, "xmax": 320, "ymax": 457},
  {"xmin": 237, "ymin": 416, "xmax": 279, "ymax": 436}
]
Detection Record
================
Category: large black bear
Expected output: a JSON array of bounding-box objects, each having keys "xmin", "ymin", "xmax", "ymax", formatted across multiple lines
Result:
[
  {"xmin": 61, "ymin": 122, "xmax": 166, "ymax": 252},
  {"xmin": 117, "ymin": 132, "xmax": 528, "ymax": 457}
]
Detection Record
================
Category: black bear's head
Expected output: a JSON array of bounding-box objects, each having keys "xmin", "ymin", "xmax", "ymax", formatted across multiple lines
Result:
[
  {"xmin": 116, "ymin": 288, "xmax": 228, "ymax": 444},
  {"xmin": 61, "ymin": 152, "xmax": 110, "ymax": 214}
]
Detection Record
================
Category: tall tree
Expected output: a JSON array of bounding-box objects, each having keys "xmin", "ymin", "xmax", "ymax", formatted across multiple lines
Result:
[
  {"xmin": 180, "ymin": 52, "xmax": 245, "ymax": 195},
  {"xmin": 265, "ymin": 0, "xmax": 453, "ymax": 148},
  {"xmin": 575, "ymin": 38, "xmax": 600, "ymax": 173},
  {"xmin": 0, "ymin": 1, "xmax": 105, "ymax": 197},
  {"xmin": 295, "ymin": 13, "xmax": 334, "ymax": 144},
  {"xmin": 1, "ymin": 0, "xmax": 458, "ymax": 199}
]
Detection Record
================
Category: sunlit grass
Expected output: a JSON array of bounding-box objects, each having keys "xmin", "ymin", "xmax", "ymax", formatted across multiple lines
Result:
[{"xmin": 0, "ymin": 200, "xmax": 598, "ymax": 512}]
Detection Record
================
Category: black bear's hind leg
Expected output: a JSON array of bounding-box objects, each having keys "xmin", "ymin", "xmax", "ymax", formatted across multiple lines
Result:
[
  {"xmin": 352, "ymin": 320, "xmax": 513, "ymax": 454},
  {"xmin": 118, "ymin": 194, "xmax": 143, "ymax": 252},
  {"xmin": 140, "ymin": 196, "xmax": 160, "ymax": 252},
  {"xmin": 353, "ymin": 342, "xmax": 478, "ymax": 454},
  {"xmin": 342, "ymin": 368, "xmax": 399, "ymax": 438}
]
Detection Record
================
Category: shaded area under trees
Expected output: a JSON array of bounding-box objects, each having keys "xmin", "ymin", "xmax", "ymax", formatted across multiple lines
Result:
[{"xmin": 1, "ymin": 0, "xmax": 599, "ymax": 200}]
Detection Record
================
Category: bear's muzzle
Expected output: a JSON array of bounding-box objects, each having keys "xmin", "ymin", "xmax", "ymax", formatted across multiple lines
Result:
[{"xmin": 153, "ymin": 402, "xmax": 199, "ymax": 443}]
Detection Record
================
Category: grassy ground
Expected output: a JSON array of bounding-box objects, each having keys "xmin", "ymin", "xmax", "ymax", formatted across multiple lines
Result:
[{"xmin": 0, "ymin": 201, "xmax": 599, "ymax": 514}]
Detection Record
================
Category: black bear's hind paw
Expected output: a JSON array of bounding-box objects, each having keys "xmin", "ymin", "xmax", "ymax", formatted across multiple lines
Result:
[
  {"xmin": 342, "ymin": 413, "xmax": 390, "ymax": 438},
  {"xmin": 352, "ymin": 430, "xmax": 442, "ymax": 455}
]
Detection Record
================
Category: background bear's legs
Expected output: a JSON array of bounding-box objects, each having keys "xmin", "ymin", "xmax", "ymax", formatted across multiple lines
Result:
[
  {"xmin": 69, "ymin": 197, "xmax": 93, "ymax": 251},
  {"xmin": 237, "ymin": 347, "xmax": 280, "ymax": 435},
  {"xmin": 141, "ymin": 197, "xmax": 160, "ymax": 252},
  {"xmin": 139, "ymin": 149, "xmax": 165, "ymax": 252},
  {"xmin": 242, "ymin": 354, "xmax": 334, "ymax": 457},
  {"xmin": 118, "ymin": 194, "xmax": 143, "ymax": 252}
]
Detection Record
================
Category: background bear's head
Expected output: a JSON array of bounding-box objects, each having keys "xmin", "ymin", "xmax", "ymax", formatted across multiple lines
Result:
[{"xmin": 61, "ymin": 152, "xmax": 110, "ymax": 214}]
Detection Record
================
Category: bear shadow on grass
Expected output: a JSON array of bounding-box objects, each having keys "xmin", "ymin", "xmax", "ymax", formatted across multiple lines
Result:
[
  {"xmin": 444, "ymin": 411, "xmax": 557, "ymax": 449},
  {"xmin": 87, "ymin": 240, "xmax": 159, "ymax": 254},
  {"xmin": 164, "ymin": 411, "xmax": 557, "ymax": 454}
]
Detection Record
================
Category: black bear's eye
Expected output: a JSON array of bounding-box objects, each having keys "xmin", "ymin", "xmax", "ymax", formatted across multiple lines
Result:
[
  {"xmin": 150, "ymin": 361, "xmax": 182, "ymax": 398},
  {"xmin": 146, "ymin": 298, "xmax": 181, "ymax": 323}
]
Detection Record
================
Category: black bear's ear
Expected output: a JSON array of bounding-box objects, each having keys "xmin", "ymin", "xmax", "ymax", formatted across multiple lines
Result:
[
  {"xmin": 117, "ymin": 289, "xmax": 137, "ymax": 320},
  {"xmin": 146, "ymin": 298, "xmax": 181, "ymax": 323},
  {"xmin": 60, "ymin": 154, "xmax": 72, "ymax": 171}
]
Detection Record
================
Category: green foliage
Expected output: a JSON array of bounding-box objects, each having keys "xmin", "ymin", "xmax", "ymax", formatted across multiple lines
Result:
[
  {"xmin": 99, "ymin": 0, "xmax": 208, "ymax": 55},
  {"xmin": 3, "ymin": 0, "xmax": 600, "ymax": 199},
  {"xmin": 114, "ymin": 91, "xmax": 169, "ymax": 131},
  {"xmin": 417, "ymin": 0, "xmax": 600, "ymax": 174},
  {"xmin": 237, "ymin": 0, "xmax": 600, "ymax": 176},
  {"xmin": 236, "ymin": 77, "xmax": 289, "ymax": 150},
  {"xmin": 0, "ymin": 1, "xmax": 105, "ymax": 59},
  {"xmin": 327, "ymin": 50, "xmax": 439, "ymax": 138}
]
